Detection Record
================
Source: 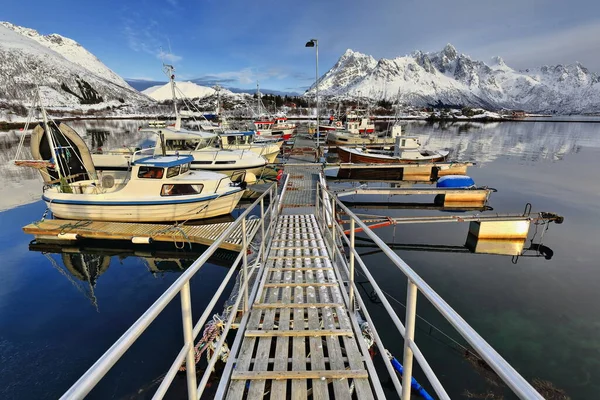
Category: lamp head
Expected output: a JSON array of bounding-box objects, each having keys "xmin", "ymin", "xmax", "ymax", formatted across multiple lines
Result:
[{"xmin": 305, "ymin": 39, "xmax": 317, "ymax": 47}]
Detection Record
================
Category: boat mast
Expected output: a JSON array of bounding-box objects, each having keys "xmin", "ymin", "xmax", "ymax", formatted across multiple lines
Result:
[
  {"xmin": 256, "ymin": 82, "xmax": 261, "ymax": 117},
  {"xmin": 164, "ymin": 64, "xmax": 181, "ymax": 130},
  {"xmin": 38, "ymin": 87, "xmax": 63, "ymax": 181}
]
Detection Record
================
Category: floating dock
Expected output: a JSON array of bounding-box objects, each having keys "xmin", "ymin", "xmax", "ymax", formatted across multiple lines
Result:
[
  {"xmin": 325, "ymin": 161, "xmax": 474, "ymax": 181},
  {"xmin": 23, "ymin": 219, "xmax": 260, "ymax": 252},
  {"xmin": 335, "ymin": 186, "xmax": 494, "ymax": 206}
]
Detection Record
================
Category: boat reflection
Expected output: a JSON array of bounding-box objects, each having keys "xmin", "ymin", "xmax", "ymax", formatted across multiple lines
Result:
[{"xmin": 29, "ymin": 241, "xmax": 235, "ymax": 308}]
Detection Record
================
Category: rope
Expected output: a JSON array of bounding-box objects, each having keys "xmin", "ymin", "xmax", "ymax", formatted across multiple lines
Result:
[{"xmin": 179, "ymin": 313, "xmax": 231, "ymax": 371}]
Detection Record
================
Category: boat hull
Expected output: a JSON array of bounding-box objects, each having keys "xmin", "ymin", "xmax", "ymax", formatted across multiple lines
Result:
[
  {"xmin": 44, "ymin": 189, "xmax": 244, "ymax": 223},
  {"xmin": 337, "ymin": 147, "xmax": 448, "ymax": 164}
]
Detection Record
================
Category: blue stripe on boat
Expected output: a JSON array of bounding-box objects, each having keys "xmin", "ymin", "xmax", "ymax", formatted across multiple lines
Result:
[
  {"xmin": 133, "ymin": 155, "xmax": 194, "ymax": 167},
  {"xmin": 42, "ymin": 189, "xmax": 241, "ymax": 206}
]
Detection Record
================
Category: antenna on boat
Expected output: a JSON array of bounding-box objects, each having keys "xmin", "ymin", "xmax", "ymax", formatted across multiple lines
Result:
[{"xmin": 163, "ymin": 63, "xmax": 181, "ymax": 130}]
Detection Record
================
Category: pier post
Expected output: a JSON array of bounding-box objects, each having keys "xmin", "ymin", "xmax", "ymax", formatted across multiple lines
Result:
[
  {"xmin": 242, "ymin": 218, "xmax": 249, "ymax": 314},
  {"xmin": 260, "ymin": 198, "xmax": 266, "ymax": 265},
  {"xmin": 331, "ymin": 196, "xmax": 336, "ymax": 262},
  {"xmin": 180, "ymin": 282, "xmax": 198, "ymax": 400},
  {"xmin": 349, "ymin": 219, "xmax": 355, "ymax": 312},
  {"xmin": 402, "ymin": 281, "xmax": 418, "ymax": 399}
]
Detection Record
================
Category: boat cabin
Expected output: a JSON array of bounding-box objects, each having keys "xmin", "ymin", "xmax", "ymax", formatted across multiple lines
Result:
[
  {"xmin": 220, "ymin": 131, "xmax": 256, "ymax": 146},
  {"xmin": 253, "ymin": 120, "xmax": 274, "ymax": 132},
  {"xmin": 132, "ymin": 155, "xmax": 206, "ymax": 196}
]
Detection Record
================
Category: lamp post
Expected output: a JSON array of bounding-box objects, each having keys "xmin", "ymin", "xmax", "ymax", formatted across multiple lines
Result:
[{"xmin": 305, "ymin": 38, "xmax": 319, "ymax": 149}]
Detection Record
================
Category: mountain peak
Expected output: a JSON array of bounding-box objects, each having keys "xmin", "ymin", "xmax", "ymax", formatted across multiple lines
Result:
[{"xmin": 442, "ymin": 43, "xmax": 458, "ymax": 60}]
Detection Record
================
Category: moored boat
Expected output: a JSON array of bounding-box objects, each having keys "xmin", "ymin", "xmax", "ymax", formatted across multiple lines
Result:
[
  {"xmin": 326, "ymin": 124, "xmax": 420, "ymax": 148},
  {"xmin": 43, "ymin": 155, "xmax": 245, "ymax": 222},
  {"xmin": 337, "ymin": 146, "xmax": 449, "ymax": 164},
  {"xmin": 218, "ymin": 130, "xmax": 282, "ymax": 163}
]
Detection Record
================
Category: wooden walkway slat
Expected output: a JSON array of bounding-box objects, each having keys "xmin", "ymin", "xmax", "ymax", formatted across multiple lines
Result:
[{"xmin": 223, "ymin": 213, "xmax": 375, "ymax": 399}]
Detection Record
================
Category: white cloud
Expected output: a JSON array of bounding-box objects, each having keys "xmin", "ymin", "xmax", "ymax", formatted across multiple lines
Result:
[
  {"xmin": 211, "ymin": 68, "xmax": 286, "ymax": 85},
  {"xmin": 158, "ymin": 49, "xmax": 182, "ymax": 63},
  {"xmin": 470, "ymin": 21, "xmax": 600, "ymax": 71},
  {"xmin": 122, "ymin": 18, "xmax": 182, "ymax": 63}
]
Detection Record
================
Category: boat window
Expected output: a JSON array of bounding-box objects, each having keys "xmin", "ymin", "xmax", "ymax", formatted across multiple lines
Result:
[
  {"xmin": 138, "ymin": 166, "xmax": 164, "ymax": 179},
  {"xmin": 161, "ymin": 184, "xmax": 204, "ymax": 196},
  {"xmin": 193, "ymin": 161, "xmax": 213, "ymax": 165},
  {"xmin": 167, "ymin": 166, "xmax": 180, "ymax": 178},
  {"xmin": 180, "ymin": 163, "xmax": 190, "ymax": 173},
  {"xmin": 226, "ymin": 136, "xmax": 236, "ymax": 145},
  {"xmin": 165, "ymin": 139, "xmax": 200, "ymax": 151},
  {"xmin": 215, "ymin": 160, "xmax": 236, "ymax": 164}
]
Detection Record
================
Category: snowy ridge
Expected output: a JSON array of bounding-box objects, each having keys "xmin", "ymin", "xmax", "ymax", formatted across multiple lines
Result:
[
  {"xmin": 0, "ymin": 22, "xmax": 130, "ymax": 88},
  {"xmin": 143, "ymin": 81, "xmax": 238, "ymax": 101},
  {"xmin": 309, "ymin": 44, "xmax": 600, "ymax": 113},
  {"xmin": 0, "ymin": 22, "xmax": 151, "ymax": 108}
]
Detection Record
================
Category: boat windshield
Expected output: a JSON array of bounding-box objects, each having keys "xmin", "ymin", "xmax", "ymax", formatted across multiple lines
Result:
[
  {"xmin": 138, "ymin": 167, "xmax": 164, "ymax": 179},
  {"xmin": 165, "ymin": 137, "xmax": 216, "ymax": 151}
]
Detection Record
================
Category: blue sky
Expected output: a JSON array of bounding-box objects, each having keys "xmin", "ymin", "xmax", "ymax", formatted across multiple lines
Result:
[{"xmin": 4, "ymin": 0, "xmax": 600, "ymax": 92}]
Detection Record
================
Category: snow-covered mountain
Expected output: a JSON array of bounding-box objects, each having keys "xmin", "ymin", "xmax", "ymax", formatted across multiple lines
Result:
[
  {"xmin": 143, "ymin": 81, "xmax": 233, "ymax": 101},
  {"xmin": 309, "ymin": 44, "xmax": 600, "ymax": 113},
  {"xmin": 0, "ymin": 22, "xmax": 151, "ymax": 108}
]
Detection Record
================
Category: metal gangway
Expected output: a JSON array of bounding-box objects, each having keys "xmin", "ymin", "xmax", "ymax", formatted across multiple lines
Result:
[{"xmin": 61, "ymin": 170, "xmax": 544, "ymax": 399}]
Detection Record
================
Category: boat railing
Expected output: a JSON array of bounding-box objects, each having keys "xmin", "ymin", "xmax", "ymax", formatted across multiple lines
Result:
[
  {"xmin": 60, "ymin": 183, "xmax": 280, "ymax": 400},
  {"xmin": 130, "ymin": 146, "xmax": 157, "ymax": 164},
  {"xmin": 314, "ymin": 181, "xmax": 543, "ymax": 400}
]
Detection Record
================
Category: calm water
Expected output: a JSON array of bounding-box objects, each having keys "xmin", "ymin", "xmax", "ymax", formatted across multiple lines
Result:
[{"xmin": 1, "ymin": 120, "xmax": 599, "ymax": 399}]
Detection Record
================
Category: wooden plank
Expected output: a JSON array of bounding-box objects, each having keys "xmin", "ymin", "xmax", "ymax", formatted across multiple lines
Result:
[
  {"xmin": 268, "ymin": 255, "xmax": 329, "ymax": 260},
  {"xmin": 231, "ymin": 370, "xmax": 369, "ymax": 380},
  {"xmin": 268, "ymin": 267, "xmax": 334, "ymax": 271},
  {"xmin": 225, "ymin": 306, "xmax": 263, "ymax": 399},
  {"xmin": 319, "ymin": 281, "xmax": 351, "ymax": 399},
  {"xmin": 264, "ymin": 282, "xmax": 336, "ymax": 288},
  {"xmin": 246, "ymin": 249, "xmax": 282, "ymax": 399},
  {"xmin": 271, "ymin": 262, "xmax": 293, "ymax": 398},
  {"xmin": 306, "ymin": 264, "xmax": 329, "ymax": 399},
  {"xmin": 253, "ymin": 302, "xmax": 343, "ymax": 309},
  {"xmin": 245, "ymin": 329, "xmax": 353, "ymax": 337},
  {"xmin": 292, "ymin": 272, "xmax": 307, "ymax": 399}
]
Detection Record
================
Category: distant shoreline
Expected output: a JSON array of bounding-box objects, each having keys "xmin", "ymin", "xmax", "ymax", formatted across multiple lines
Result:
[{"xmin": 3, "ymin": 114, "xmax": 600, "ymax": 130}]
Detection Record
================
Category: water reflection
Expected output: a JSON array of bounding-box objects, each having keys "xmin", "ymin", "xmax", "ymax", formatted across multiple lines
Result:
[
  {"xmin": 28, "ymin": 241, "xmax": 235, "ymax": 309},
  {"xmin": 3, "ymin": 119, "xmax": 600, "ymax": 211}
]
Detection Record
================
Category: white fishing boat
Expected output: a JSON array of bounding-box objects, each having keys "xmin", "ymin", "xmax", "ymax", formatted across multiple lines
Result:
[
  {"xmin": 218, "ymin": 130, "xmax": 282, "ymax": 163},
  {"xmin": 337, "ymin": 146, "xmax": 450, "ymax": 164},
  {"xmin": 327, "ymin": 124, "xmax": 420, "ymax": 148},
  {"xmin": 318, "ymin": 109, "xmax": 374, "ymax": 135},
  {"xmin": 43, "ymin": 154, "xmax": 245, "ymax": 222},
  {"xmin": 14, "ymin": 95, "xmax": 245, "ymax": 223}
]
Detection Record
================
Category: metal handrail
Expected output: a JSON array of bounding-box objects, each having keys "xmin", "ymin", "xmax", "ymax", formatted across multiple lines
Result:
[
  {"xmin": 61, "ymin": 183, "xmax": 279, "ymax": 400},
  {"xmin": 316, "ymin": 182, "xmax": 543, "ymax": 400}
]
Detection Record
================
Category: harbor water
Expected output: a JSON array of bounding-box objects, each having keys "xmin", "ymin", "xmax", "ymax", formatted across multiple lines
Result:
[{"xmin": 0, "ymin": 119, "xmax": 599, "ymax": 399}]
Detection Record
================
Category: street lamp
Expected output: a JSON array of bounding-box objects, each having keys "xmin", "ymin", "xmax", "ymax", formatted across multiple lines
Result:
[{"xmin": 305, "ymin": 38, "xmax": 319, "ymax": 149}]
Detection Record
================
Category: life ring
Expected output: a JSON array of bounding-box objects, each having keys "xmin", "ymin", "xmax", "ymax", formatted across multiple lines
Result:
[{"xmin": 335, "ymin": 121, "xmax": 342, "ymax": 127}]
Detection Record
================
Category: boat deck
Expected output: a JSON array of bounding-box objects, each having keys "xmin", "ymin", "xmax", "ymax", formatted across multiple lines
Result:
[{"xmin": 219, "ymin": 213, "xmax": 380, "ymax": 399}]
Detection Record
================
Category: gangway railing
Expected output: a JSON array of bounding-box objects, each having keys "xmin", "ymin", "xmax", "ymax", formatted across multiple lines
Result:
[
  {"xmin": 314, "ymin": 182, "xmax": 543, "ymax": 400},
  {"xmin": 61, "ymin": 183, "xmax": 279, "ymax": 400}
]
